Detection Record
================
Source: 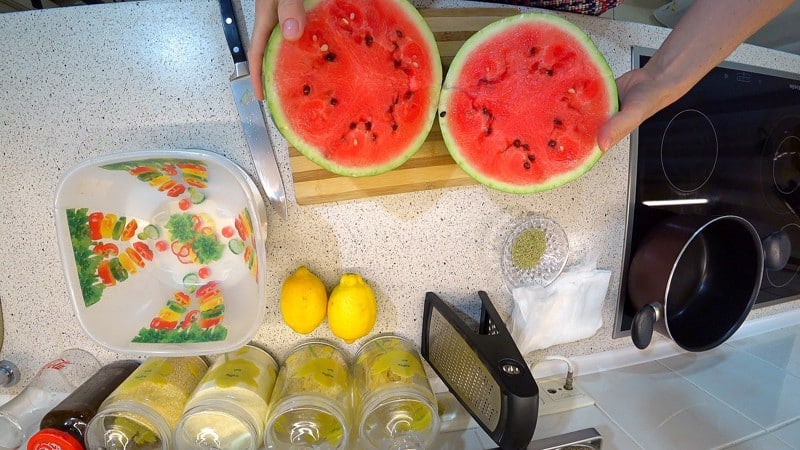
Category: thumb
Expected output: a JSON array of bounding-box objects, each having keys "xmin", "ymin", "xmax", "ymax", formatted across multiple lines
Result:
[{"xmin": 597, "ymin": 107, "xmax": 643, "ymax": 151}]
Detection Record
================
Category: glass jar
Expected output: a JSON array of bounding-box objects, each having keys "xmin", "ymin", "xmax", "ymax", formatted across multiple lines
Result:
[
  {"xmin": 0, "ymin": 348, "xmax": 100, "ymax": 450},
  {"xmin": 174, "ymin": 344, "xmax": 279, "ymax": 450},
  {"xmin": 84, "ymin": 356, "xmax": 208, "ymax": 450},
  {"xmin": 264, "ymin": 340, "xmax": 352, "ymax": 450},
  {"xmin": 28, "ymin": 359, "xmax": 141, "ymax": 450},
  {"xmin": 353, "ymin": 335, "xmax": 439, "ymax": 450}
]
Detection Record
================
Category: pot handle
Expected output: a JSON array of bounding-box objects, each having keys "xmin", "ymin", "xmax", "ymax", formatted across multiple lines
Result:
[{"xmin": 631, "ymin": 303, "xmax": 662, "ymax": 349}]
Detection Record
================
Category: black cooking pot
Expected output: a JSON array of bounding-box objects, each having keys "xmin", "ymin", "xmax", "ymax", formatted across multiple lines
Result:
[{"xmin": 628, "ymin": 215, "xmax": 764, "ymax": 351}]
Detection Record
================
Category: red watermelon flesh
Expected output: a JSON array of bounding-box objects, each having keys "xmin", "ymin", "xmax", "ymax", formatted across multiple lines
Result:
[
  {"xmin": 439, "ymin": 14, "xmax": 618, "ymax": 193},
  {"xmin": 264, "ymin": 0, "xmax": 442, "ymax": 177}
]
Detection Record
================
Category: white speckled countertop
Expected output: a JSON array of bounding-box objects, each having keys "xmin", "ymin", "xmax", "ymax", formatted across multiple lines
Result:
[{"xmin": 1, "ymin": 0, "xmax": 799, "ymax": 393}]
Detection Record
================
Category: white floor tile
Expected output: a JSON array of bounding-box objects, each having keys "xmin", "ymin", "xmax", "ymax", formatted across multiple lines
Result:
[
  {"xmin": 723, "ymin": 431, "xmax": 793, "ymax": 450},
  {"xmin": 771, "ymin": 418, "xmax": 800, "ymax": 449},
  {"xmin": 579, "ymin": 361, "xmax": 762, "ymax": 450},
  {"xmin": 430, "ymin": 428, "xmax": 494, "ymax": 450},
  {"xmin": 429, "ymin": 404, "xmax": 643, "ymax": 449},
  {"xmin": 532, "ymin": 405, "xmax": 642, "ymax": 449},
  {"xmin": 658, "ymin": 346, "xmax": 800, "ymax": 428},
  {"xmin": 728, "ymin": 324, "xmax": 800, "ymax": 378}
]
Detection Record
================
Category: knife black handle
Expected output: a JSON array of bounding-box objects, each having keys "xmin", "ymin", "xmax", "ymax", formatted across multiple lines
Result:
[{"xmin": 219, "ymin": 0, "xmax": 247, "ymax": 64}]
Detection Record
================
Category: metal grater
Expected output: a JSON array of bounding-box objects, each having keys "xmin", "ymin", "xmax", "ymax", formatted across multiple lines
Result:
[{"xmin": 421, "ymin": 291, "xmax": 538, "ymax": 450}]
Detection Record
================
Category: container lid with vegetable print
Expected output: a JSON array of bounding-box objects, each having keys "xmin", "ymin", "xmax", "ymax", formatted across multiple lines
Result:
[{"xmin": 54, "ymin": 149, "xmax": 269, "ymax": 356}]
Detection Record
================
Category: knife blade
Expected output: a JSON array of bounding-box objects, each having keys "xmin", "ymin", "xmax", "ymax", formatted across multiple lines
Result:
[{"xmin": 219, "ymin": 0, "xmax": 288, "ymax": 219}]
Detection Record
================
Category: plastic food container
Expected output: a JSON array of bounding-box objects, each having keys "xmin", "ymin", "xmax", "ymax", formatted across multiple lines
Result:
[
  {"xmin": 501, "ymin": 214, "xmax": 569, "ymax": 289},
  {"xmin": 54, "ymin": 149, "xmax": 269, "ymax": 356},
  {"xmin": 353, "ymin": 335, "xmax": 439, "ymax": 450},
  {"xmin": 264, "ymin": 340, "xmax": 352, "ymax": 450}
]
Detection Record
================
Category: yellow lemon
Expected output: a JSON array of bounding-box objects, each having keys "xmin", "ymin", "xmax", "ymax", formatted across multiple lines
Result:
[
  {"xmin": 280, "ymin": 266, "xmax": 328, "ymax": 334},
  {"xmin": 327, "ymin": 273, "xmax": 377, "ymax": 344}
]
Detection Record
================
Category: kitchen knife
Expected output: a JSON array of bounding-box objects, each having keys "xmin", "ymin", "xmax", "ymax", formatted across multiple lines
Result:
[{"xmin": 219, "ymin": 0, "xmax": 288, "ymax": 219}]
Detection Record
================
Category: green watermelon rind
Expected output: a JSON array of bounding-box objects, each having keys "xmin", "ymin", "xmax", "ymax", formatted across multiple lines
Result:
[
  {"xmin": 439, "ymin": 13, "xmax": 619, "ymax": 194},
  {"xmin": 263, "ymin": 0, "xmax": 443, "ymax": 177}
]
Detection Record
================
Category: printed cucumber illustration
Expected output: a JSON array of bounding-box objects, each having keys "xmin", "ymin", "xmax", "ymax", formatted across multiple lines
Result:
[{"xmin": 133, "ymin": 280, "xmax": 228, "ymax": 343}]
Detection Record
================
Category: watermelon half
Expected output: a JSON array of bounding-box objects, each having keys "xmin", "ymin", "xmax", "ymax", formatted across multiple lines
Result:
[
  {"xmin": 264, "ymin": 0, "xmax": 442, "ymax": 177},
  {"xmin": 438, "ymin": 13, "xmax": 618, "ymax": 193}
]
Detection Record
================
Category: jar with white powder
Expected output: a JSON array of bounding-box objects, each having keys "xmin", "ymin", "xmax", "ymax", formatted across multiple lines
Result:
[{"xmin": 174, "ymin": 344, "xmax": 279, "ymax": 450}]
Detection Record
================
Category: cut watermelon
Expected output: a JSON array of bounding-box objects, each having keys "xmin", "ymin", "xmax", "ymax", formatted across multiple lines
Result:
[
  {"xmin": 438, "ymin": 13, "xmax": 618, "ymax": 193},
  {"xmin": 264, "ymin": 0, "xmax": 442, "ymax": 177}
]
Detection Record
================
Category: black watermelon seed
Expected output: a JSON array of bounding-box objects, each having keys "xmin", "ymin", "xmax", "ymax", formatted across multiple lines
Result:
[
  {"xmin": 548, "ymin": 140, "xmax": 557, "ymax": 147},
  {"xmin": 513, "ymin": 139, "xmax": 521, "ymax": 148},
  {"xmin": 554, "ymin": 118, "xmax": 563, "ymax": 126},
  {"xmin": 529, "ymin": 46, "xmax": 538, "ymax": 56},
  {"xmin": 394, "ymin": 59, "xmax": 402, "ymax": 68},
  {"xmin": 439, "ymin": 111, "xmax": 446, "ymax": 118},
  {"xmin": 302, "ymin": 85, "xmax": 311, "ymax": 95},
  {"xmin": 365, "ymin": 35, "xmax": 373, "ymax": 46},
  {"xmin": 524, "ymin": 161, "xmax": 531, "ymax": 169},
  {"xmin": 546, "ymin": 69, "xmax": 553, "ymax": 76},
  {"xmin": 527, "ymin": 154, "xmax": 535, "ymax": 161},
  {"xmin": 388, "ymin": 105, "xmax": 394, "ymax": 113},
  {"xmin": 365, "ymin": 121, "xmax": 372, "ymax": 131},
  {"xmin": 371, "ymin": 133, "xmax": 377, "ymax": 141},
  {"xmin": 349, "ymin": 122, "xmax": 357, "ymax": 129},
  {"xmin": 404, "ymin": 91, "xmax": 413, "ymax": 100},
  {"xmin": 325, "ymin": 53, "xmax": 337, "ymax": 62},
  {"xmin": 330, "ymin": 98, "xmax": 339, "ymax": 106},
  {"xmin": 392, "ymin": 123, "xmax": 398, "ymax": 131},
  {"xmin": 396, "ymin": 30, "xmax": 404, "ymax": 38},
  {"xmin": 522, "ymin": 143, "xmax": 530, "ymax": 150},
  {"xmin": 485, "ymin": 127, "xmax": 492, "ymax": 136}
]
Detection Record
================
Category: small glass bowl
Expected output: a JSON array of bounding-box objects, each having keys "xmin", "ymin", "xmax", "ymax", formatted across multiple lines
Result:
[{"xmin": 501, "ymin": 214, "xmax": 569, "ymax": 289}]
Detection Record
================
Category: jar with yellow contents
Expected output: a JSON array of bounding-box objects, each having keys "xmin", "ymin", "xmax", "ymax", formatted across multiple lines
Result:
[
  {"xmin": 84, "ymin": 356, "xmax": 208, "ymax": 450},
  {"xmin": 353, "ymin": 335, "xmax": 440, "ymax": 450},
  {"xmin": 264, "ymin": 340, "xmax": 351, "ymax": 450}
]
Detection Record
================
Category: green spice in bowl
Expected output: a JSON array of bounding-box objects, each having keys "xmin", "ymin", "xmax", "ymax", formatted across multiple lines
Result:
[
  {"xmin": 510, "ymin": 228, "xmax": 548, "ymax": 269},
  {"xmin": 502, "ymin": 215, "xmax": 568, "ymax": 289}
]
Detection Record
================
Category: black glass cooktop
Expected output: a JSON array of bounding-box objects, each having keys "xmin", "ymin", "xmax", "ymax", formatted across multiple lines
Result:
[{"xmin": 614, "ymin": 47, "xmax": 800, "ymax": 336}]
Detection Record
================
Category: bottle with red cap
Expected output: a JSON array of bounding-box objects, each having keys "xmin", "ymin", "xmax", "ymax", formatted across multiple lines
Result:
[{"xmin": 27, "ymin": 359, "xmax": 141, "ymax": 450}]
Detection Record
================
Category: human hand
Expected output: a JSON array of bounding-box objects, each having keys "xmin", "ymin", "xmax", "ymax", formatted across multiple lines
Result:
[
  {"xmin": 249, "ymin": 0, "xmax": 306, "ymax": 101},
  {"xmin": 597, "ymin": 67, "xmax": 674, "ymax": 151}
]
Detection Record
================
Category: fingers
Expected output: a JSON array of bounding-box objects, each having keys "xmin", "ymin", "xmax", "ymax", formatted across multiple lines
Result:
[
  {"xmin": 597, "ymin": 107, "xmax": 643, "ymax": 151},
  {"xmin": 597, "ymin": 69, "xmax": 663, "ymax": 151},
  {"xmin": 248, "ymin": 0, "xmax": 278, "ymax": 101},
  {"xmin": 248, "ymin": 0, "xmax": 306, "ymax": 101},
  {"xmin": 277, "ymin": 0, "xmax": 306, "ymax": 41}
]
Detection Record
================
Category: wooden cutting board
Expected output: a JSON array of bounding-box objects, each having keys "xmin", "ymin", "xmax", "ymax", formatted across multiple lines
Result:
[{"xmin": 289, "ymin": 8, "xmax": 519, "ymax": 205}]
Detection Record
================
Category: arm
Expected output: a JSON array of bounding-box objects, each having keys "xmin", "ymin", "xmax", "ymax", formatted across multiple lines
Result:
[
  {"xmin": 248, "ymin": 0, "xmax": 306, "ymax": 101},
  {"xmin": 598, "ymin": 0, "xmax": 794, "ymax": 150}
]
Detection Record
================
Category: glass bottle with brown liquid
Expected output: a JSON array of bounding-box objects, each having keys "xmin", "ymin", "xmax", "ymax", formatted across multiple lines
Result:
[{"xmin": 26, "ymin": 359, "xmax": 141, "ymax": 450}]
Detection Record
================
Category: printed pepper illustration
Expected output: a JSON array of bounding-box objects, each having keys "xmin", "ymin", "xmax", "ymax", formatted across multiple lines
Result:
[
  {"xmin": 134, "ymin": 280, "xmax": 228, "ymax": 344},
  {"xmin": 66, "ymin": 208, "xmax": 154, "ymax": 306},
  {"xmin": 227, "ymin": 209, "xmax": 258, "ymax": 277},
  {"xmin": 100, "ymin": 158, "xmax": 209, "ymax": 204}
]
